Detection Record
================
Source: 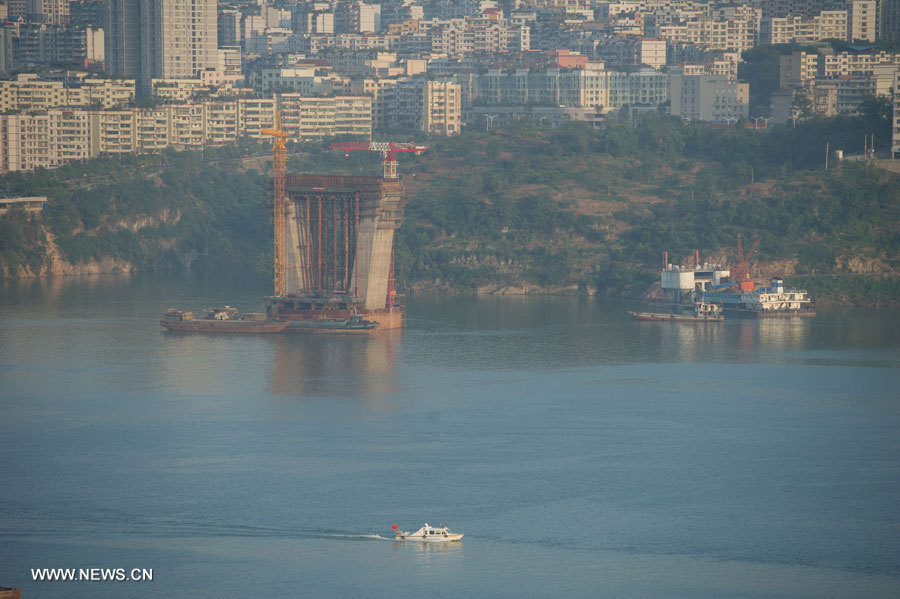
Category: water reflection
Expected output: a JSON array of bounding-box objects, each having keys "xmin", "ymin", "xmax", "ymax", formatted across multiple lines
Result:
[
  {"xmin": 1, "ymin": 272, "xmax": 134, "ymax": 317},
  {"xmin": 269, "ymin": 330, "xmax": 401, "ymax": 398},
  {"xmin": 643, "ymin": 320, "xmax": 724, "ymax": 363},
  {"xmin": 755, "ymin": 317, "xmax": 812, "ymax": 349},
  {"xmin": 731, "ymin": 317, "xmax": 813, "ymax": 362},
  {"xmin": 392, "ymin": 539, "xmax": 464, "ymax": 569}
]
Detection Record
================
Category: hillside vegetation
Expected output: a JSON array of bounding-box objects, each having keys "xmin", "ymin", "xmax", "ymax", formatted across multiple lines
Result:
[
  {"xmin": 391, "ymin": 114, "xmax": 899, "ymax": 300},
  {"xmin": 1, "ymin": 113, "xmax": 898, "ymax": 303},
  {"xmin": 0, "ymin": 145, "xmax": 269, "ymax": 278}
]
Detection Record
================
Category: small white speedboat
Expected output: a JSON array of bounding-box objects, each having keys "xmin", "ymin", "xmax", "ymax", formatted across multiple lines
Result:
[{"xmin": 393, "ymin": 523, "xmax": 463, "ymax": 542}]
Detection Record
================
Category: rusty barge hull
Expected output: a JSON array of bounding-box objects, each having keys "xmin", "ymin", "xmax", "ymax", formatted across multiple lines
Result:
[
  {"xmin": 270, "ymin": 297, "xmax": 403, "ymax": 330},
  {"xmin": 719, "ymin": 308, "xmax": 816, "ymax": 318},
  {"xmin": 628, "ymin": 311, "xmax": 724, "ymax": 322},
  {"xmin": 160, "ymin": 320, "xmax": 290, "ymax": 333}
]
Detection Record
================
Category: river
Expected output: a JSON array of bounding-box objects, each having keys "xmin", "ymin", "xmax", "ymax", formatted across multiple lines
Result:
[{"xmin": 1, "ymin": 272, "xmax": 898, "ymax": 598}]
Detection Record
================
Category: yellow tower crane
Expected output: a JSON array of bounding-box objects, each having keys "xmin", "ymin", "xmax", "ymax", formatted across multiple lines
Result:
[{"xmin": 262, "ymin": 112, "xmax": 289, "ymax": 297}]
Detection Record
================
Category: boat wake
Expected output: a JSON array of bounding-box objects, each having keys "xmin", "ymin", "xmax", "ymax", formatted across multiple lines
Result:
[
  {"xmin": 307, "ymin": 532, "xmax": 391, "ymax": 541},
  {"xmin": 4, "ymin": 513, "xmax": 394, "ymax": 543}
]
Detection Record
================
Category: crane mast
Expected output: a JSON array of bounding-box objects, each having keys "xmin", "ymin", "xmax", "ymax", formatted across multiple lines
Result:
[{"xmin": 262, "ymin": 112, "xmax": 289, "ymax": 297}]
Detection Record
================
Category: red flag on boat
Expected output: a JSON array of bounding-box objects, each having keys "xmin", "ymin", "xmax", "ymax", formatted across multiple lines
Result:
[{"xmin": 392, "ymin": 524, "xmax": 399, "ymax": 529}]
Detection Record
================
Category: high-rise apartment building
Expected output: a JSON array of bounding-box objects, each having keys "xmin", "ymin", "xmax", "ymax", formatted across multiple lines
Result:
[
  {"xmin": 106, "ymin": 0, "xmax": 217, "ymax": 95},
  {"xmin": 26, "ymin": 0, "xmax": 69, "ymax": 25},
  {"xmin": 670, "ymin": 74, "xmax": 749, "ymax": 122},
  {"xmin": 70, "ymin": 1, "xmax": 106, "ymax": 28},
  {"xmin": 892, "ymin": 70, "xmax": 900, "ymax": 157},
  {"xmin": 848, "ymin": 0, "xmax": 876, "ymax": 41},
  {"xmin": 7, "ymin": 1, "xmax": 27, "ymax": 20},
  {"xmin": 884, "ymin": 0, "xmax": 900, "ymax": 43},
  {"xmin": 423, "ymin": 80, "xmax": 460, "ymax": 136},
  {"xmin": 106, "ymin": 0, "xmax": 142, "ymax": 85}
]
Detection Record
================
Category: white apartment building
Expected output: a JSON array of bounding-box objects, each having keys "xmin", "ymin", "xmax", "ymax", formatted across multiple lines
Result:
[
  {"xmin": 51, "ymin": 108, "xmax": 91, "ymax": 163},
  {"xmin": 203, "ymin": 101, "xmax": 240, "ymax": 146},
  {"xmin": 0, "ymin": 109, "xmax": 92, "ymax": 171},
  {"xmin": 476, "ymin": 64, "xmax": 664, "ymax": 113},
  {"xmin": 423, "ymin": 80, "xmax": 461, "ymax": 136},
  {"xmin": 89, "ymin": 110, "xmax": 135, "ymax": 155},
  {"xmin": 594, "ymin": 37, "xmax": 666, "ymax": 69},
  {"xmin": 359, "ymin": 4, "xmax": 381, "ymax": 33},
  {"xmin": 670, "ymin": 73, "xmax": 749, "ymax": 122},
  {"xmin": 0, "ymin": 74, "xmax": 134, "ymax": 111},
  {"xmin": 821, "ymin": 52, "xmax": 900, "ymax": 77},
  {"xmin": 106, "ymin": 0, "xmax": 217, "ymax": 95},
  {"xmin": 655, "ymin": 16, "xmax": 755, "ymax": 52},
  {"xmin": 278, "ymin": 94, "xmax": 371, "ymax": 140},
  {"xmin": 0, "ymin": 93, "xmax": 378, "ymax": 172},
  {"xmin": 780, "ymin": 51, "xmax": 820, "ymax": 89},
  {"xmin": 0, "ymin": 113, "xmax": 50, "ymax": 172},
  {"xmin": 135, "ymin": 108, "xmax": 169, "ymax": 152},
  {"xmin": 167, "ymin": 104, "xmax": 205, "ymax": 150},
  {"xmin": 237, "ymin": 98, "xmax": 277, "ymax": 138},
  {"xmin": 760, "ymin": 10, "xmax": 848, "ymax": 45},
  {"xmin": 781, "ymin": 50, "xmax": 900, "ymax": 89},
  {"xmin": 26, "ymin": 0, "xmax": 69, "ymax": 25},
  {"xmin": 847, "ymin": 0, "xmax": 876, "ymax": 42}
]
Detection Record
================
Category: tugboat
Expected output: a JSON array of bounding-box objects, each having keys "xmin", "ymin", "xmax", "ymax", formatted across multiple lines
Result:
[
  {"xmin": 628, "ymin": 301, "xmax": 724, "ymax": 322},
  {"xmin": 160, "ymin": 308, "xmax": 290, "ymax": 333},
  {"xmin": 392, "ymin": 523, "xmax": 463, "ymax": 542}
]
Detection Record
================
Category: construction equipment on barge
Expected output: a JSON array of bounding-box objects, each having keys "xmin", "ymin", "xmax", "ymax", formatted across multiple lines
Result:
[{"xmin": 653, "ymin": 241, "xmax": 815, "ymax": 318}]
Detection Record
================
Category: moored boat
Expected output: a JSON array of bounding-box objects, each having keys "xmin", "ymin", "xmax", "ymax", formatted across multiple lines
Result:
[
  {"xmin": 285, "ymin": 313, "xmax": 379, "ymax": 334},
  {"xmin": 160, "ymin": 309, "xmax": 290, "ymax": 333},
  {"xmin": 392, "ymin": 523, "xmax": 463, "ymax": 542},
  {"xmin": 0, "ymin": 588, "xmax": 22, "ymax": 599},
  {"xmin": 628, "ymin": 301, "xmax": 724, "ymax": 322}
]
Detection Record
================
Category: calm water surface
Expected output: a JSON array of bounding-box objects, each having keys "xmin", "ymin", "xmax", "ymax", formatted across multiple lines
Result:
[{"xmin": 1, "ymin": 272, "xmax": 899, "ymax": 598}]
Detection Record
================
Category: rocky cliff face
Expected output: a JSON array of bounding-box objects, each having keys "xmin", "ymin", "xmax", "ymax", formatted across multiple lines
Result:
[{"xmin": 6, "ymin": 227, "xmax": 135, "ymax": 279}]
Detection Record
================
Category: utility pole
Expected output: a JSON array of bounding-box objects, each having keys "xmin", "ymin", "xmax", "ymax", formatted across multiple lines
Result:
[{"xmin": 825, "ymin": 141, "xmax": 829, "ymax": 170}]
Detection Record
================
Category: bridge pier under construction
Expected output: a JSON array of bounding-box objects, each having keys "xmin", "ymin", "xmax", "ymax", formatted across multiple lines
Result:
[{"xmin": 267, "ymin": 174, "xmax": 406, "ymax": 329}]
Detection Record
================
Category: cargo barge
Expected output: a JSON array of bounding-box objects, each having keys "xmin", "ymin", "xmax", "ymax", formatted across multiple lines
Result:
[
  {"xmin": 267, "ymin": 294, "xmax": 399, "ymax": 331},
  {"xmin": 160, "ymin": 308, "xmax": 290, "ymax": 333},
  {"xmin": 286, "ymin": 315, "xmax": 379, "ymax": 334},
  {"xmin": 628, "ymin": 302, "xmax": 724, "ymax": 322},
  {"xmin": 160, "ymin": 303, "xmax": 383, "ymax": 335}
]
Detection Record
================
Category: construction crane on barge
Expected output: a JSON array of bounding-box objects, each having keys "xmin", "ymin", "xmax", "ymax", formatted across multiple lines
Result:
[
  {"xmin": 329, "ymin": 141, "xmax": 426, "ymax": 179},
  {"xmin": 731, "ymin": 233, "xmax": 758, "ymax": 292},
  {"xmin": 710, "ymin": 234, "xmax": 759, "ymax": 292}
]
